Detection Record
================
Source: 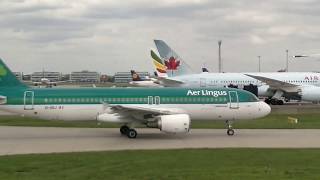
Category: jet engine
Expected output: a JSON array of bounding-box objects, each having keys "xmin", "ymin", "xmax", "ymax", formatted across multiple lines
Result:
[
  {"xmin": 147, "ymin": 114, "xmax": 190, "ymax": 133},
  {"xmin": 299, "ymin": 86, "xmax": 320, "ymax": 101},
  {"xmin": 257, "ymin": 85, "xmax": 273, "ymax": 97}
]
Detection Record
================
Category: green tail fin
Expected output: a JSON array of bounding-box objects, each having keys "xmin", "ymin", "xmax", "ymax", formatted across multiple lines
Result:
[{"xmin": 0, "ymin": 58, "xmax": 27, "ymax": 88}]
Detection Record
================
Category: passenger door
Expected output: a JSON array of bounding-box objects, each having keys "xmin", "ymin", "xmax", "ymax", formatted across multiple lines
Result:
[
  {"xmin": 148, "ymin": 96, "xmax": 153, "ymax": 105},
  {"xmin": 148, "ymin": 96, "xmax": 161, "ymax": 105},
  {"xmin": 154, "ymin": 96, "xmax": 161, "ymax": 105},
  {"xmin": 24, "ymin": 91, "xmax": 34, "ymax": 110},
  {"xmin": 228, "ymin": 91, "xmax": 239, "ymax": 109}
]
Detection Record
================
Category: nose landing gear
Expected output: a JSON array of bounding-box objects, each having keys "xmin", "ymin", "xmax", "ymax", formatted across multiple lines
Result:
[{"xmin": 226, "ymin": 120, "xmax": 235, "ymax": 136}]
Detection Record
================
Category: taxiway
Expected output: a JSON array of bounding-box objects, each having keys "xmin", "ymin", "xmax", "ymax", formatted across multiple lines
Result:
[{"xmin": 0, "ymin": 126, "xmax": 320, "ymax": 155}]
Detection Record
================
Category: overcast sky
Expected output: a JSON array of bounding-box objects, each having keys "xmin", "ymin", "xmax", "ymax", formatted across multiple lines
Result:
[{"xmin": 1, "ymin": 0, "xmax": 320, "ymax": 74}]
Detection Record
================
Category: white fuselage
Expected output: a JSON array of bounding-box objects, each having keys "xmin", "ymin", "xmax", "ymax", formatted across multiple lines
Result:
[
  {"xmin": 169, "ymin": 72, "xmax": 320, "ymax": 97},
  {"xmin": 0, "ymin": 101, "xmax": 270, "ymax": 122}
]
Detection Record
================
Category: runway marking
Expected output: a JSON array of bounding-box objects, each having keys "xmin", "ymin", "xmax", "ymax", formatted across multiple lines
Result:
[{"xmin": 1, "ymin": 126, "xmax": 320, "ymax": 155}]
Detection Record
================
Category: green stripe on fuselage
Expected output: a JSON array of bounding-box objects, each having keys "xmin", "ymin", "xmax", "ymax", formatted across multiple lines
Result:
[{"xmin": 1, "ymin": 87, "xmax": 258, "ymax": 105}]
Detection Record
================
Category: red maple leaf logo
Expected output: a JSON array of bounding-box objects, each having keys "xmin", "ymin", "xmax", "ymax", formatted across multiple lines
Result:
[{"xmin": 164, "ymin": 57, "xmax": 180, "ymax": 70}]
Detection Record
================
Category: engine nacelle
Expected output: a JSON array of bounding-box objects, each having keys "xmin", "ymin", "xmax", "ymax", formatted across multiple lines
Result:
[
  {"xmin": 257, "ymin": 85, "xmax": 273, "ymax": 97},
  {"xmin": 147, "ymin": 114, "xmax": 190, "ymax": 134},
  {"xmin": 0, "ymin": 96, "xmax": 7, "ymax": 105},
  {"xmin": 299, "ymin": 86, "xmax": 320, "ymax": 101}
]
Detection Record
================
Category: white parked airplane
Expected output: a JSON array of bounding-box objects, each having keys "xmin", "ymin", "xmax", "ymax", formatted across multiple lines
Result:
[
  {"xmin": 293, "ymin": 54, "xmax": 320, "ymax": 58},
  {"xmin": 148, "ymin": 40, "xmax": 320, "ymax": 105},
  {"xmin": 33, "ymin": 78, "xmax": 59, "ymax": 87},
  {"xmin": 33, "ymin": 71, "xmax": 67, "ymax": 88},
  {"xmin": 128, "ymin": 70, "xmax": 161, "ymax": 87},
  {"xmin": 0, "ymin": 58, "xmax": 270, "ymax": 138}
]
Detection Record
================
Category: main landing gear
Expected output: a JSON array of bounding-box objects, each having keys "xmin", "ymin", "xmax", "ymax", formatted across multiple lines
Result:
[
  {"xmin": 120, "ymin": 125, "xmax": 137, "ymax": 138},
  {"xmin": 265, "ymin": 90, "xmax": 285, "ymax": 105},
  {"xmin": 265, "ymin": 98, "xmax": 284, "ymax": 105},
  {"xmin": 226, "ymin": 120, "xmax": 235, "ymax": 136}
]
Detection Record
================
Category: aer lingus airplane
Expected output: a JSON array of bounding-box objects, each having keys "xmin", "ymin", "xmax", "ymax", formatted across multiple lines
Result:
[
  {"xmin": 147, "ymin": 40, "xmax": 320, "ymax": 105},
  {"xmin": 0, "ymin": 59, "xmax": 270, "ymax": 138}
]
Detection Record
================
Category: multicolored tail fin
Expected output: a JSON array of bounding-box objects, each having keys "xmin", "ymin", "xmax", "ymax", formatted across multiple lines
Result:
[
  {"xmin": 151, "ymin": 50, "xmax": 168, "ymax": 78},
  {"xmin": 154, "ymin": 39, "xmax": 194, "ymax": 77},
  {"xmin": 130, "ymin": 70, "xmax": 142, "ymax": 81},
  {"xmin": 0, "ymin": 58, "xmax": 27, "ymax": 88}
]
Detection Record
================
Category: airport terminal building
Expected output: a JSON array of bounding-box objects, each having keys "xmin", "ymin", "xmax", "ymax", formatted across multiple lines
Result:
[
  {"xmin": 70, "ymin": 70, "xmax": 100, "ymax": 82},
  {"xmin": 13, "ymin": 72, "xmax": 23, "ymax": 81}
]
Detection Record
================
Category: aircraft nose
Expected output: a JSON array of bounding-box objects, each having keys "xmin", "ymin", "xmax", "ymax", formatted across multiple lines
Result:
[{"xmin": 258, "ymin": 101, "xmax": 271, "ymax": 117}]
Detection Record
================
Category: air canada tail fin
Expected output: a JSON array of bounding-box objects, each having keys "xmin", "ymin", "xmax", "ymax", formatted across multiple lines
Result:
[
  {"xmin": 154, "ymin": 39, "xmax": 194, "ymax": 77},
  {"xmin": 0, "ymin": 58, "xmax": 27, "ymax": 88}
]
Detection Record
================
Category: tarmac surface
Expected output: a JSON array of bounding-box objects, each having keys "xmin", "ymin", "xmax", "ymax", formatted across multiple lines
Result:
[{"xmin": 1, "ymin": 126, "xmax": 320, "ymax": 155}]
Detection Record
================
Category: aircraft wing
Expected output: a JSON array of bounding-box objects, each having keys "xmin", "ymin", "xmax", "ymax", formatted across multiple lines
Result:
[
  {"xmin": 98, "ymin": 103, "xmax": 186, "ymax": 123},
  {"xmin": 245, "ymin": 74, "xmax": 298, "ymax": 88},
  {"xmin": 109, "ymin": 104, "xmax": 177, "ymax": 115},
  {"xmin": 50, "ymin": 80, "xmax": 69, "ymax": 84},
  {"xmin": 130, "ymin": 76, "xmax": 183, "ymax": 87},
  {"xmin": 157, "ymin": 77, "xmax": 184, "ymax": 86},
  {"xmin": 0, "ymin": 95, "xmax": 7, "ymax": 104}
]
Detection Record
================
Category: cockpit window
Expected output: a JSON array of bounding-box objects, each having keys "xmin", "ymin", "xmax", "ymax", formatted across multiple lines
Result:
[
  {"xmin": 239, "ymin": 91, "xmax": 259, "ymax": 102},
  {"xmin": 250, "ymin": 94, "xmax": 259, "ymax": 102}
]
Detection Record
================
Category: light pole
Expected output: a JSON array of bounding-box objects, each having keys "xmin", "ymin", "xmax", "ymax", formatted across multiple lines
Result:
[
  {"xmin": 286, "ymin": 49, "xmax": 289, "ymax": 72},
  {"xmin": 258, "ymin": 56, "xmax": 261, "ymax": 72},
  {"xmin": 218, "ymin": 40, "xmax": 222, "ymax": 73}
]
